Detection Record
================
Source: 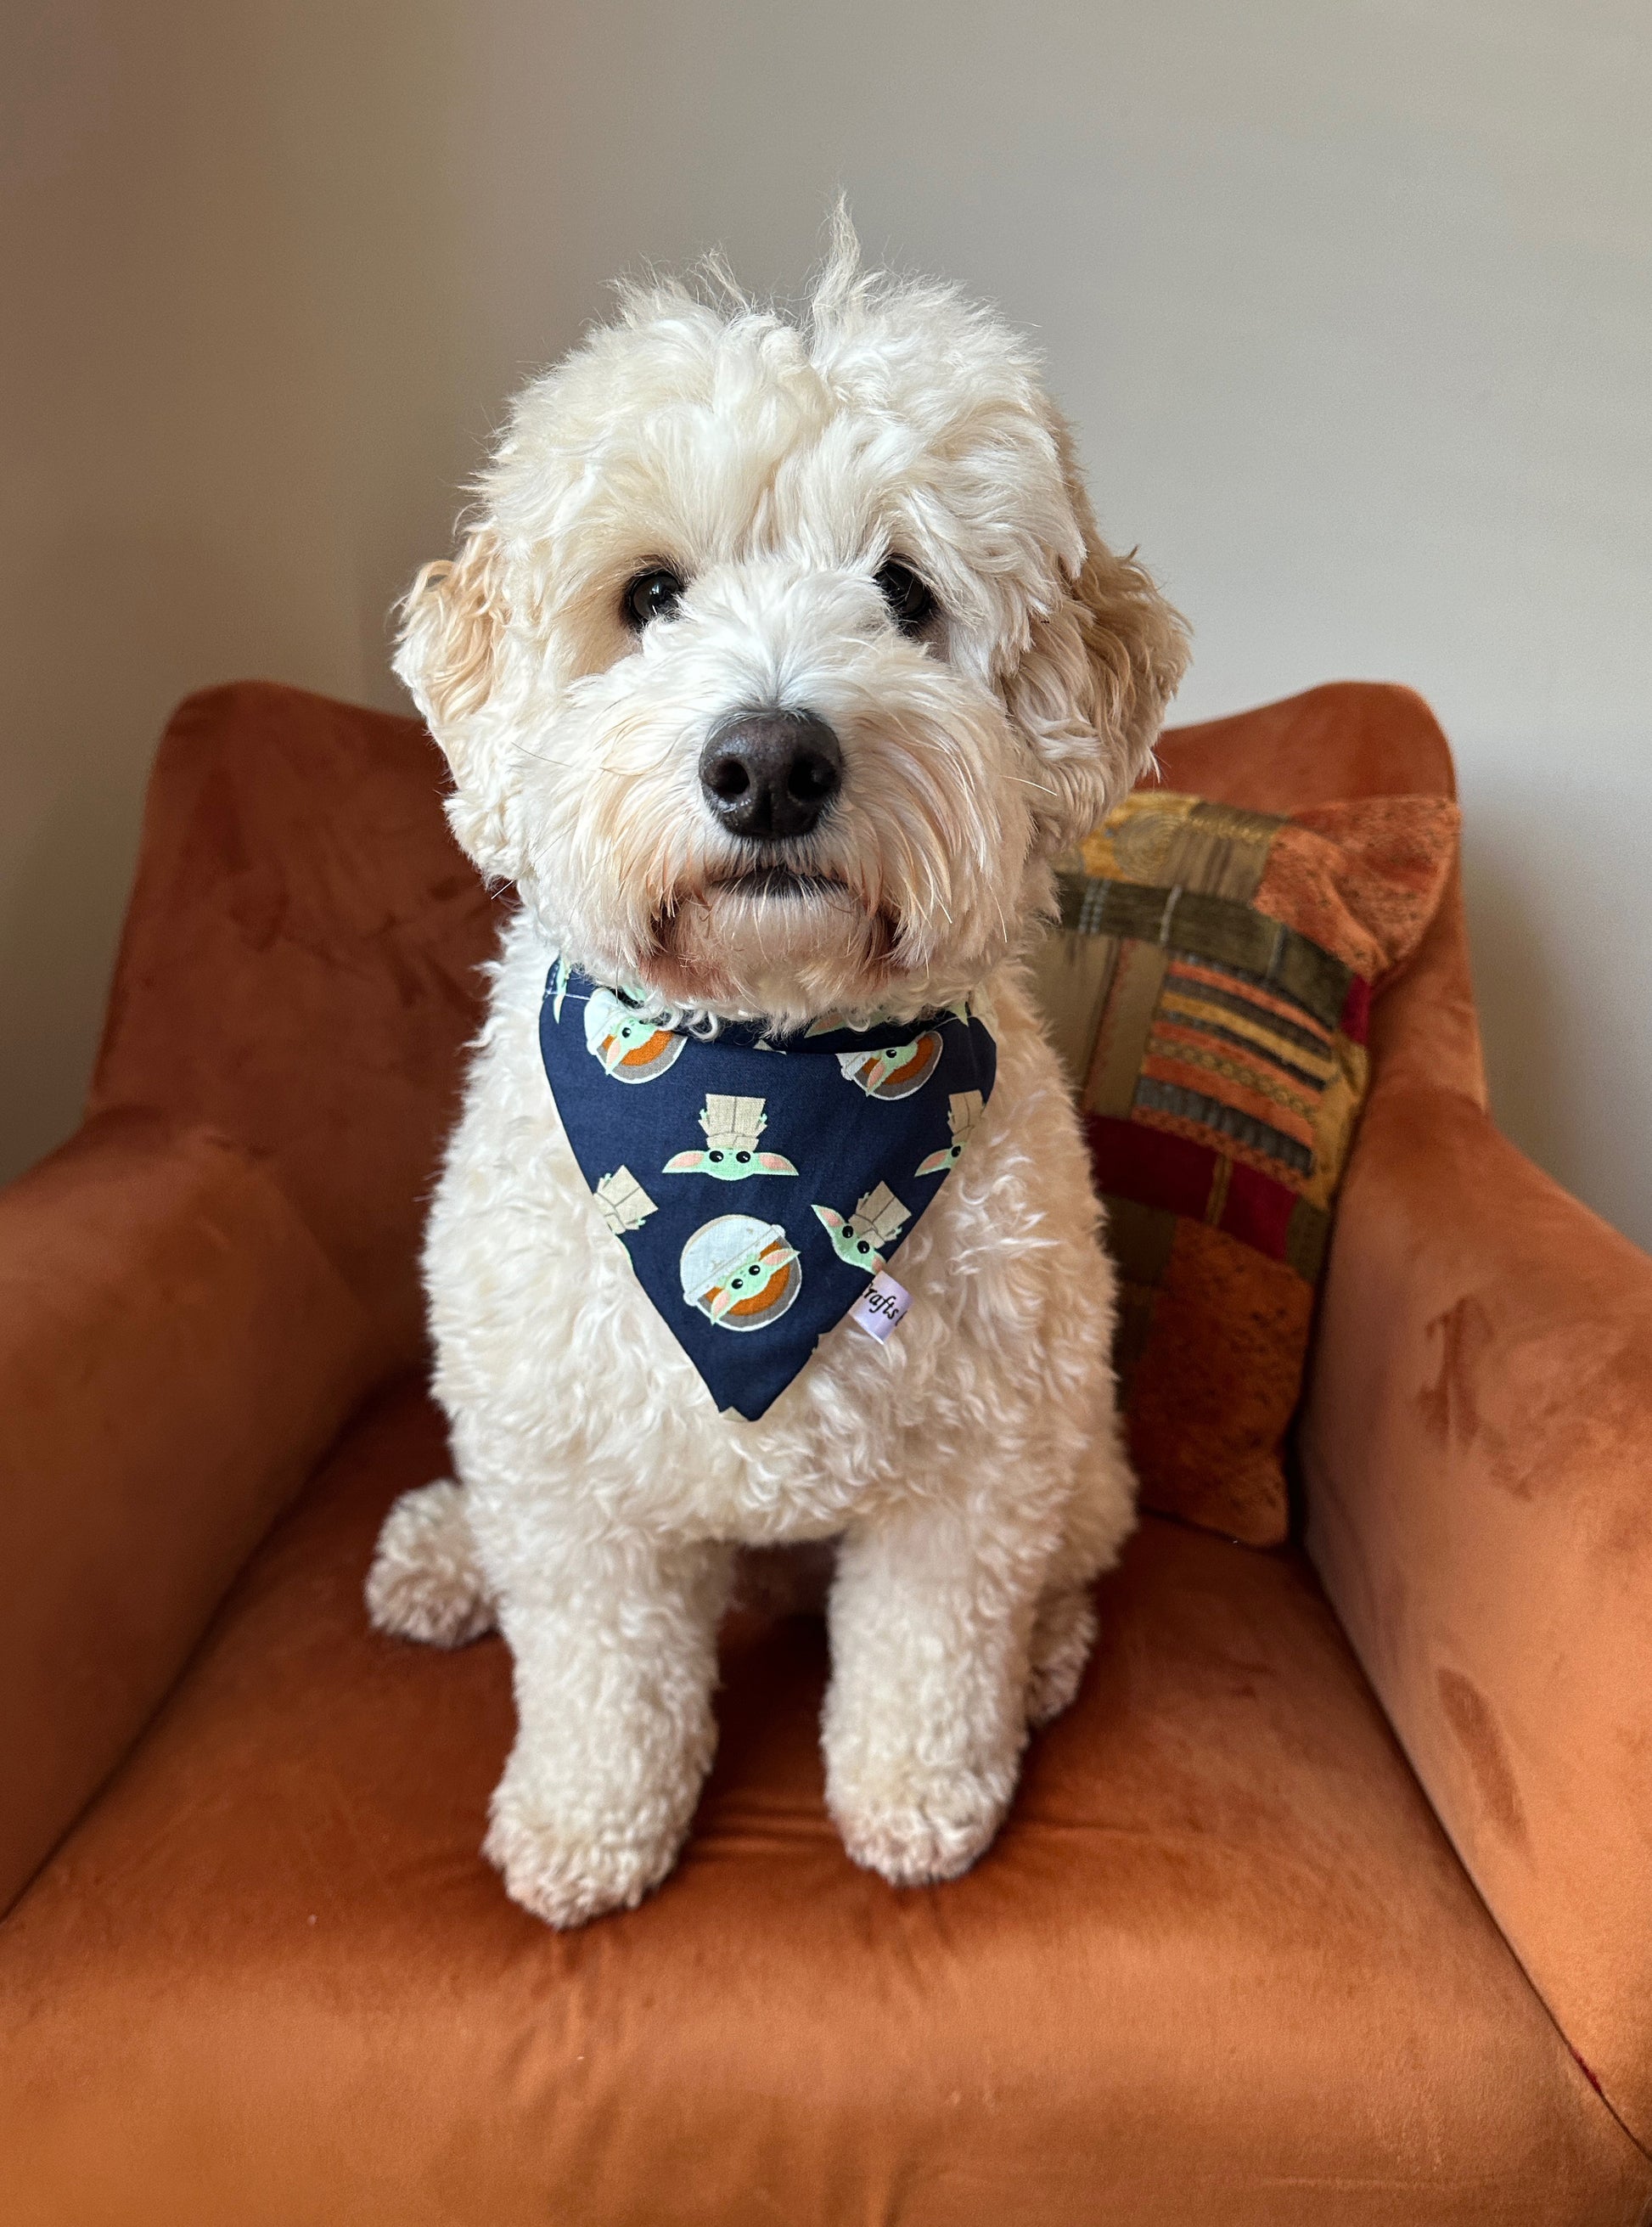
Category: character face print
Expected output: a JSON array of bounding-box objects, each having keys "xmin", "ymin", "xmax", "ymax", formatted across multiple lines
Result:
[
  {"xmin": 583, "ymin": 987, "xmax": 686, "ymax": 1082},
  {"xmin": 680, "ymin": 1214, "xmax": 802, "ymax": 1330},
  {"xmin": 916, "ymin": 1089, "xmax": 986, "ymax": 1177},
  {"xmin": 663, "ymin": 1094, "xmax": 798, "ymax": 1180},
  {"xmin": 836, "ymin": 1032, "xmax": 943, "ymax": 1100},
  {"xmin": 812, "ymin": 1181, "xmax": 911, "ymax": 1274}
]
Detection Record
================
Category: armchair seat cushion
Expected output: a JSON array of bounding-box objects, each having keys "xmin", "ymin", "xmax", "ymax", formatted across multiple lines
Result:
[{"xmin": 2, "ymin": 1383, "xmax": 1641, "ymax": 2227}]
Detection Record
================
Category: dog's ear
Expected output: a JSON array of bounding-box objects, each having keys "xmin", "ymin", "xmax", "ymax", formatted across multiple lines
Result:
[
  {"xmin": 395, "ymin": 523, "xmax": 507, "ymax": 742},
  {"xmin": 394, "ymin": 524, "xmax": 523, "ymax": 876},
  {"xmin": 1007, "ymin": 423, "xmax": 1189, "ymax": 856}
]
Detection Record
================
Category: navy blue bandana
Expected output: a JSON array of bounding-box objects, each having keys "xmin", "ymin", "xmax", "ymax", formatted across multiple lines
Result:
[{"xmin": 538, "ymin": 963, "xmax": 998, "ymax": 1420}]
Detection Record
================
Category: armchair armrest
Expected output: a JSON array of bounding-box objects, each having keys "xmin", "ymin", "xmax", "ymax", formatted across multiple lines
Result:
[
  {"xmin": 0, "ymin": 1110, "xmax": 371, "ymax": 1915},
  {"xmin": 1301, "ymin": 1076, "xmax": 1652, "ymax": 2151}
]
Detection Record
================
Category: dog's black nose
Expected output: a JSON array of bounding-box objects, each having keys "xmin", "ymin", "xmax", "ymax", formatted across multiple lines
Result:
[{"xmin": 699, "ymin": 710, "xmax": 842, "ymax": 841}]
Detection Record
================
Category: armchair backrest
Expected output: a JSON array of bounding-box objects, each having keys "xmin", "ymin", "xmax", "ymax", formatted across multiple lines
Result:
[
  {"xmin": 88, "ymin": 682, "xmax": 500, "ymax": 1374},
  {"xmin": 88, "ymin": 678, "xmax": 1469, "ymax": 1380}
]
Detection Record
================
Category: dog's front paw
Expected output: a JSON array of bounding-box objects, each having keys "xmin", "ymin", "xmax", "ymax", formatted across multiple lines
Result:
[
  {"xmin": 483, "ymin": 1781, "xmax": 686, "ymax": 1929},
  {"xmin": 830, "ymin": 1759, "xmax": 1016, "ymax": 1888},
  {"xmin": 365, "ymin": 1481, "xmax": 496, "ymax": 1647}
]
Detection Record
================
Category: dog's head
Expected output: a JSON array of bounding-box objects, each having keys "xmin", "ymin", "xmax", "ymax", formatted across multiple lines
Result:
[{"xmin": 397, "ymin": 219, "xmax": 1188, "ymax": 1026}]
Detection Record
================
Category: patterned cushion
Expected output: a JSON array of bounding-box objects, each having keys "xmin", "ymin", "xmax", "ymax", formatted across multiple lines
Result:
[{"xmin": 1030, "ymin": 790, "xmax": 1460, "ymax": 1545}]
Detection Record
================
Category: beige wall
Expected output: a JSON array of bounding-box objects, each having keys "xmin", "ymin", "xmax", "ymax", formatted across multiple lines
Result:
[{"xmin": 4, "ymin": 1, "xmax": 1649, "ymax": 1246}]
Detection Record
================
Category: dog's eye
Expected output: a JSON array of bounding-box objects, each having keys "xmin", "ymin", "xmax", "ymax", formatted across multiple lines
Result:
[
  {"xmin": 874, "ymin": 560, "xmax": 937, "ymax": 638},
  {"xmin": 623, "ymin": 569, "xmax": 685, "ymax": 630}
]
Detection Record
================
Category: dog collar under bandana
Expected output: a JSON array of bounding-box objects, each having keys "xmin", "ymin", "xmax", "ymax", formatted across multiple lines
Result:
[{"xmin": 538, "ymin": 964, "xmax": 997, "ymax": 1420}]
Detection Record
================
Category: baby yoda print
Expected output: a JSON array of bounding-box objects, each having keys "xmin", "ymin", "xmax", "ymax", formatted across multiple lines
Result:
[
  {"xmin": 593, "ymin": 1167, "xmax": 658, "ymax": 1235},
  {"xmin": 663, "ymin": 1094, "xmax": 798, "ymax": 1180},
  {"xmin": 915, "ymin": 1090, "xmax": 986, "ymax": 1177},
  {"xmin": 812, "ymin": 1182, "xmax": 911, "ymax": 1274},
  {"xmin": 538, "ymin": 961, "xmax": 997, "ymax": 1418},
  {"xmin": 583, "ymin": 986, "xmax": 686, "ymax": 1083},
  {"xmin": 679, "ymin": 1215, "xmax": 802, "ymax": 1330},
  {"xmin": 836, "ymin": 1031, "xmax": 943, "ymax": 1100}
]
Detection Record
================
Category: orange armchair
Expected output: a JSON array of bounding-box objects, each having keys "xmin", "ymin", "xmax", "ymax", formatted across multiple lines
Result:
[{"xmin": 2, "ymin": 680, "xmax": 1647, "ymax": 2225}]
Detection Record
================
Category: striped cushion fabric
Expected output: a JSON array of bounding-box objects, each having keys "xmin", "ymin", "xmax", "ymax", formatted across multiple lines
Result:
[{"xmin": 1031, "ymin": 790, "xmax": 1459, "ymax": 1544}]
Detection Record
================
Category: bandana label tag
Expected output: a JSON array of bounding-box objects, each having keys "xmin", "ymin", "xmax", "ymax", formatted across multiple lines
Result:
[{"xmin": 851, "ymin": 1271, "xmax": 912, "ymax": 1344}]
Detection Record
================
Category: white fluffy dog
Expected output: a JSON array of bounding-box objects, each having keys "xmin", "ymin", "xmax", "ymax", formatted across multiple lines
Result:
[{"xmin": 366, "ymin": 219, "xmax": 1188, "ymax": 1927}]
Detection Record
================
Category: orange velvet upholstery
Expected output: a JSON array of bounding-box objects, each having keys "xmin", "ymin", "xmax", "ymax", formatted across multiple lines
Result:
[
  {"xmin": 3, "ymin": 1381, "xmax": 1645, "ymax": 2226},
  {"xmin": 87, "ymin": 681, "xmax": 500, "ymax": 1373},
  {"xmin": 1304, "ymin": 1081, "xmax": 1652, "ymax": 2151},
  {"xmin": 0, "ymin": 679, "xmax": 1647, "ymax": 2222},
  {"xmin": 0, "ymin": 1106, "xmax": 369, "ymax": 1915}
]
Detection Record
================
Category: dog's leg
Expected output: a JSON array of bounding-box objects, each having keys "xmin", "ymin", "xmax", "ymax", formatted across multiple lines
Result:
[
  {"xmin": 482, "ymin": 1534, "xmax": 733, "ymax": 1928},
  {"xmin": 1025, "ymin": 1406, "xmax": 1137, "ymax": 1725},
  {"xmin": 822, "ymin": 1501, "xmax": 1052, "ymax": 1887},
  {"xmin": 365, "ymin": 1480, "xmax": 497, "ymax": 1647},
  {"xmin": 1024, "ymin": 1583, "xmax": 1099, "ymax": 1728}
]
